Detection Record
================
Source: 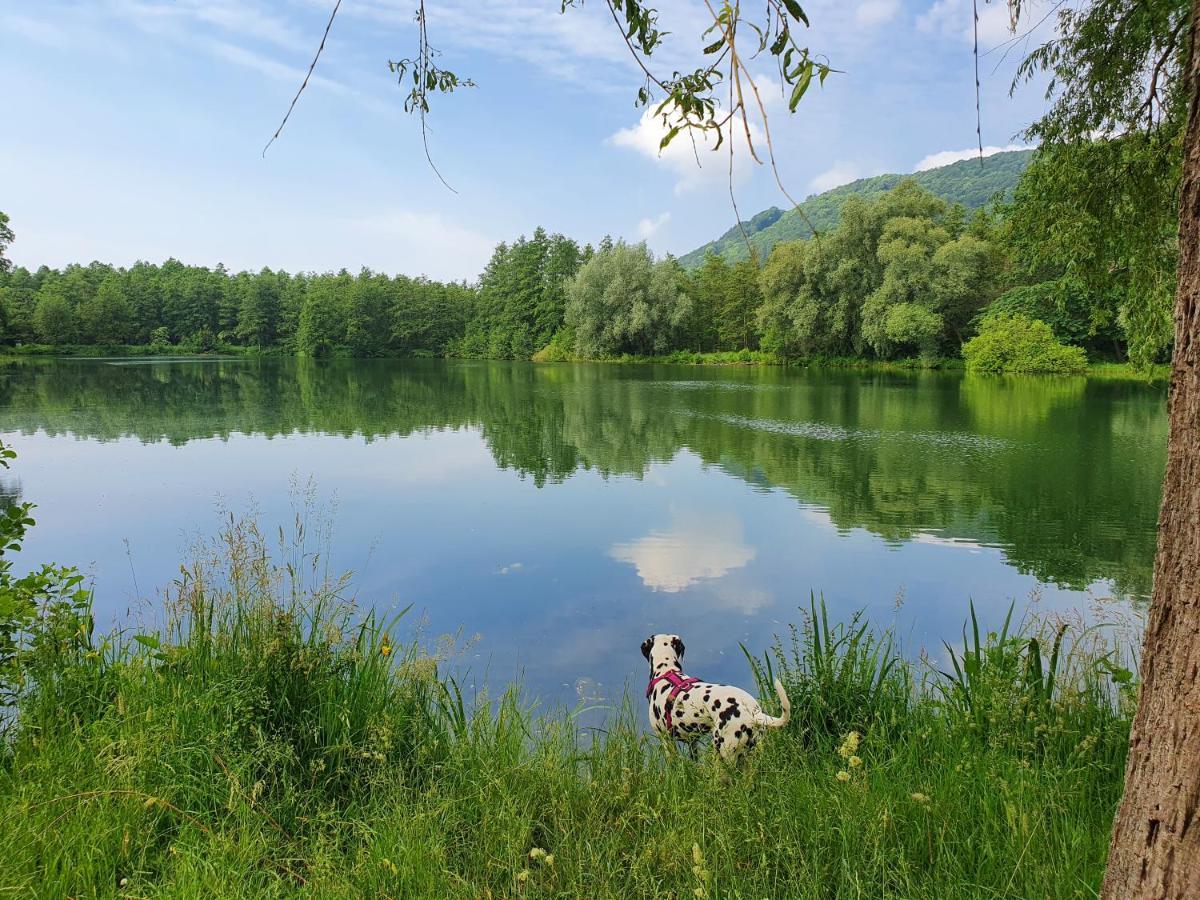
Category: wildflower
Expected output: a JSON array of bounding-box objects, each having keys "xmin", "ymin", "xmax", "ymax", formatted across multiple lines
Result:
[
  {"xmin": 380, "ymin": 642, "xmax": 392, "ymax": 657},
  {"xmin": 836, "ymin": 770, "xmax": 851, "ymax": 782},
  {"xmin": 543, "ymin": 854, "xmax": 554, "ymax": 867},
  {"xmin": 517, "ymin": 869, "xmax": 531, "ymax": 884},
  {"xmin": 848, "ymin": 755, "xmax": 862, "ymax": 768},
  {"xmin": 529, "ymin": 848, "xmax": 547, "ymax": 861},
  {"xmin": 910, "ymin": 792, "xmax": 931, "ymax": 805},
  {"xmin": 694, "ymin": 888, "xmax": 707, "ymax": 898},
  {"xmin": 837, "ymin": 731, "xmax": 861, "ymax": 759},
  {"xmin": 380, "ymin": 858, "xmax": 399, "ymax": 876}
]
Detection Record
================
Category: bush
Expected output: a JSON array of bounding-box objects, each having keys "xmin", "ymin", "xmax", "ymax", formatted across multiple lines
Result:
[
  {"xmin": 531, "ymin": 327, "xmax": 576, "ymax": 362},
  {"xmin": 962, "ymin": 314, "xmax": 1088, "ymax": 374}
]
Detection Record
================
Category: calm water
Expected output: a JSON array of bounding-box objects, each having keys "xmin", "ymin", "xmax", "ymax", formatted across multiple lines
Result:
[{"xmin": 0, "ymin": 358, "xmax": 1167, "ymax": 705}]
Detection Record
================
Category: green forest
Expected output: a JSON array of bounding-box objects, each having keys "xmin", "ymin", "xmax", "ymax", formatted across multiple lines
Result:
[{"xmin": 0, "ymin": 137, "xmax": 1175, "ymax": 372}]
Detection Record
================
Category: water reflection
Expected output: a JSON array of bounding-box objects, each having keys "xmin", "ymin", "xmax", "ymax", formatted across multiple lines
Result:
[
  {"xmin": 0, "ymin": 358, "xmax": 1166, "ymax": 704},
  {"xmin": 0, "ymin": 357, "xmax": 1166, "ymax": 599},
  {"xmin": 610, "ymin": 511, "xmax": 756, "ymax": 593}
]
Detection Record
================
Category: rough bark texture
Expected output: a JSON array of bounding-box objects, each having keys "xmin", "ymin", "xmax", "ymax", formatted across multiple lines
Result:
[{"xmin": 1101, "ymin": 7, "xmax": 1200, "ymax": 897}]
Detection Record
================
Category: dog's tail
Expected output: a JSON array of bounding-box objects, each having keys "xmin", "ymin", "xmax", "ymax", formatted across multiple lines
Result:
[{"xmin": 754, "ymin": 678, "xmax": 791, "ymax": 729}]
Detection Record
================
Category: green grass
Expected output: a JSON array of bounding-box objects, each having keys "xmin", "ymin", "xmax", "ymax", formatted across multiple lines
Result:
[
  {"xmin": 1086, "ymin": 361, "xmax": 1171, "ymax": 382},
  {"xmin": 0, "ymin": 517, "xmax": 1136, "ymax": 897}
]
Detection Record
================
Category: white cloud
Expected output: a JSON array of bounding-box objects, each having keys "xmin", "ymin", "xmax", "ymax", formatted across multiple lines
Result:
[
  {"xmin": 855, "ymin": 0, "xmax": 900, "ymax": 27},
  {"xmin": 610, "ymin": 107, "xmax": 767, "ymax": 195},
  {"xmin": 636, "ymin": 212, "xmax": 671, "ymax": 240},
  {"xmin": 809, "ymin": 161, "xmax": 860, "ymax": 193},
  {"xmin": 349, "ymin": 0, "xmax": 636, "ymax": 89},
  {"xmin": 109, "ymin": 0, "xmax": 308, "ymax": 50},
  {"xmin": 913, "ymin": 143, "xmax": 1028, "ymax": 170},
  {"xmin": 610, "ymin": 513, "xmax": 756, "ymax": 593},
  {"xmin": 917, "ymin": 0, "xmax": 1015, "ymax": 47}
]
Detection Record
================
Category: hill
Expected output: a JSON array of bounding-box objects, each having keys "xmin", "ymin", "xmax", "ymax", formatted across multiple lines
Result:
[{"xmin": 678, "ymin": 149, "xmax": 1034, "ymax": 268}]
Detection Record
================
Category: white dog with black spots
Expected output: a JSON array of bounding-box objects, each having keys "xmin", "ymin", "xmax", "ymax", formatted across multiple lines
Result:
[{"xmin": 641, "ymin": 633, "xmax": 791, "ymax": 762}]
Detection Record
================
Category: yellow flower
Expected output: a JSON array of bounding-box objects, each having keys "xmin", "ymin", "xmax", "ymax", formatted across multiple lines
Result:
[
  {"xmin": 849, "ymin": 755, "xmax": 862, "ymax": 768},
  {"xmin": 517, "ymin": 869, "xmax": 531, "ymax": 884},
  {"xmin": 529, "ymin": 847, "xmax": 547, "ymax": 861},
  {"xmin": 543, "ymin": 854, "xmax": 554, "ymax": 867},
  {"xmin": 836, "ymin": 770, "xmax": 851, "ymax": 782},
  {"xmin": 380, "ymin": 643, "xmax": 391, "ymax": 657},
  {"xmin": 910, "ymin": 792, "xmax": 931, "ymax": 805},
  {"xmin": 838, "ymin": 731, "xmax": 861, "ymax": 759}
]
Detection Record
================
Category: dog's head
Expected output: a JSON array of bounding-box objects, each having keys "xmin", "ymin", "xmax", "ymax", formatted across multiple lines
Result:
[{"xmin": 640, "ymin": 633, "xmax": 686, "ymax": 674}]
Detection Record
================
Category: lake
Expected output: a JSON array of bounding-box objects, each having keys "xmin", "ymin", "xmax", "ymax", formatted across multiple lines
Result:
[{"xmin": 0, "ymin": 358, "xmax": 1166, "ymax": 707}]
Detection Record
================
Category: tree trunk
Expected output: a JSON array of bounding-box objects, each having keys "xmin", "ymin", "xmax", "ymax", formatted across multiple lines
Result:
[{"xmin": 1101, "ymin": 7, "xmax": 1200, "ymax": 896}]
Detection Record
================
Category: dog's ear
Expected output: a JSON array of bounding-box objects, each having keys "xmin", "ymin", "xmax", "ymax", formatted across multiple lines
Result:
[
  {"xmin": 671, "ymin": 636, "xmax": 685, "ymax": 659},
  {"xmin": 640, "ymin": 636, "xmax": 654, "ymax": 660}
]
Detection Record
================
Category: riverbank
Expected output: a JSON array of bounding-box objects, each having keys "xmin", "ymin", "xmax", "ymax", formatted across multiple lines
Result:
[
  {"xmin": 0, "ymin": 344, "xmax": 1169, "ymax": 382},
  {"xmin": 0, "ymin": 516, "xmax": 1135, "ymax": 897},
  {"xmin": 530, "ymin": 347, "xmax": 1170, "ymax": 380}
]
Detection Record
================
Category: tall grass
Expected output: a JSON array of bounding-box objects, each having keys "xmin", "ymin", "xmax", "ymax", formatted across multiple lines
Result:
[{"xmin": 0, "ymin": 517, "xmax": 1137, "ymax": 897}]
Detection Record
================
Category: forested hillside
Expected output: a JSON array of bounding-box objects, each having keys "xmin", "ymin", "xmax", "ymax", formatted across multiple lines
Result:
[{"xmin": 679, "ymin": 149, "xmax": 1034, "ymax": 268}]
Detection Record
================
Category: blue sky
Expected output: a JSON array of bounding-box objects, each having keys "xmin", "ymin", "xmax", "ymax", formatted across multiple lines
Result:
[{"xmin": 0, "ymin": 1, "xmax": 1057, "ymax": 282}]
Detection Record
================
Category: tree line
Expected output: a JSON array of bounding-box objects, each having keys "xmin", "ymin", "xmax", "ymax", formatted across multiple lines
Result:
[{"xmin": 0, "ymin": 164, "xmax": 1171, "ymax": 365}]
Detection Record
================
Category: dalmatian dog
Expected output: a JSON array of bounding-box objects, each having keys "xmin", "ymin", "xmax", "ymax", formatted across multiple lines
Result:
[{"xmin": 641, "ymin": 633, "xmax": 791, "ymax": 762}]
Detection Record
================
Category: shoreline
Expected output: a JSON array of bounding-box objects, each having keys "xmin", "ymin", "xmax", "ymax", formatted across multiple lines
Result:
[{"xmin": 0, "ymin": 345, "xmax": 1170, "ymax": 381}]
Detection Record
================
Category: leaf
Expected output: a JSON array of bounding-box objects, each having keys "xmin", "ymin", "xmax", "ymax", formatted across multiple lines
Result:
[
  {"xmin": 133, "ymin": 634, "xmax": 161, "ymax": 650},
  {"xmin": 659, "ymin": 125, "xmax": 681, "ymax": 151},
  {"xmin": 788, "ymin": 64, "xmax": 813, "ymax": 111},
  {"xmin": 781, "ymin": 0, "xmax": 810, "ymax": 27}
]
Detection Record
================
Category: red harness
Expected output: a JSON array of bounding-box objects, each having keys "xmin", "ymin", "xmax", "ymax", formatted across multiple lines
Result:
[{"xmin": 646, "ymin": 669, "xmax": 702, "ymax": 731}]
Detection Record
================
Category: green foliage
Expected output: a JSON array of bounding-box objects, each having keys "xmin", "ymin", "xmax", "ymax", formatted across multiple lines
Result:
[
  {"xmin": 882, "ymin": 303, "xmax": 943, "ymax": 359},
  {"xmin": 0, "ymin": 211, "xmax": 13, "ymax": 275},
  {"xmin": 0, "ymin": 256, "xmax": 474, "ymax": 358},
  {"xmin": 565, "ymin": 241, "xmax": 691, "ymax": 357},
  {"xmin": 32, "ymin": 287, "xmax": 76, "ymax": 345},
  {"xmin": 1002, "ymin": 136, "xmax": 1178, "ymax": 366},
  {"xmin": 0, "ymin": 441, "xmax": 93, "ymax": 717},
  {"xmin": 984, "ymin": 281, "xmax": 1110, "ymax": 352},
  {"xmin": 962, "ymin": 314, "xmax": 1089, "ymax": 375},
  {"xmin": 680, "ymin": 150, "xmax": 1033, "ymax": 268},
  {"xmin": 1004, "ymin": 0, "xmax": 1188, "ymax": 367},
  {"xmin": 756, "ymin": 182, "xmax": 1001, "ymax": 360},
  {"xmin": 76, "ymin": 274, "xmax": 132, "ymax": 345},
  {"xmin": 459, "ymin": 228, "xmax": 585, "ymax": 359}
]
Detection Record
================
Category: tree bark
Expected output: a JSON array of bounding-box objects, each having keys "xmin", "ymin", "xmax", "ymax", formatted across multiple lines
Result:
[{"xmin": 1102, "ymin": 6, "xmax": 1200, "ymax": 897}]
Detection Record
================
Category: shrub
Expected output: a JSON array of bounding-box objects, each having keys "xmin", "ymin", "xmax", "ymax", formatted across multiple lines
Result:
[
  {"xmin": 962, "ymin": 313, "xmax": 1088, "ymax": 374},
  {"xmin": 531, "ymin": 327, "xmax": 576, "ymax": 362}
]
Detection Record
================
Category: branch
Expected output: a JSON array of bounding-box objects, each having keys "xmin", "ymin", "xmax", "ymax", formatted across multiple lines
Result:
[{"xmin": 264, "ymin": 0, "xmax": 342, "ymax": 157}]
